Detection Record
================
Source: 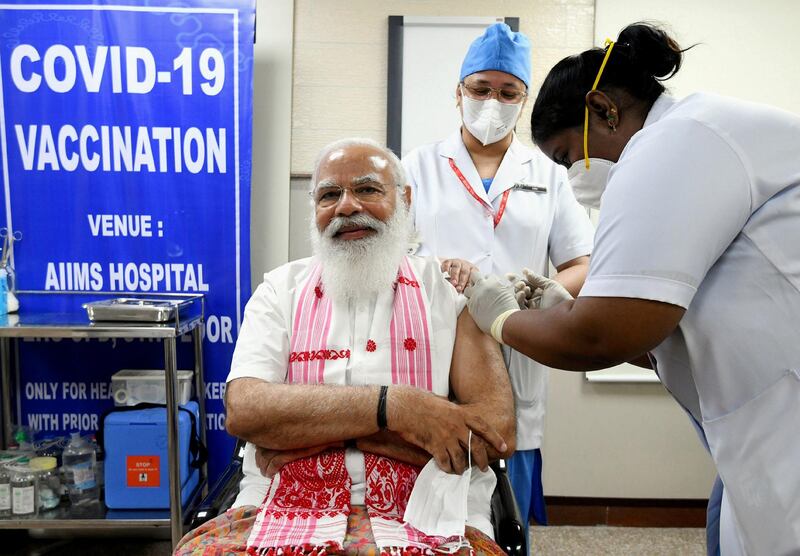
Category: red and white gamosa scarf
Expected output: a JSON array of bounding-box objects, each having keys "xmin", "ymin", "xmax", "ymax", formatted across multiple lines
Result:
[{"xmin": 246, "ymin": 257, "xmax": 456, "ymax": 556}]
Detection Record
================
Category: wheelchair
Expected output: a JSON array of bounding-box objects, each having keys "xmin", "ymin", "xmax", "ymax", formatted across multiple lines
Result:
[{"xmin": 189, "ymin": 439, "xmax": 527, "ymax": 556}]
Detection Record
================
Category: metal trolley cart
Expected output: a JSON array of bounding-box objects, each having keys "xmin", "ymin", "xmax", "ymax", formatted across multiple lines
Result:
[{"xmin": 0, "ymin": 293, "xmax": 206, "ymax": 548}]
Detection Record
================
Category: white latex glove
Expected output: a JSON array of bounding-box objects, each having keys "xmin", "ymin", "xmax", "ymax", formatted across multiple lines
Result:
[
  {"xmin": 505, "ymin": 273, "xmax": 533, "ymax": 309},
  {"xmin": 464, "ymin": 271, "xmax": 519, "ymax": 343},
  {"xmin": 520, "ymin": 268, "xmax": 573, "ymax": 310}
]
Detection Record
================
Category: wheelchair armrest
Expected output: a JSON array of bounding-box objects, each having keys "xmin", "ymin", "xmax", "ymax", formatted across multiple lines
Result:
[
  {"xmin": 490, "ymin": 459, "xmax": 526, "ymax": 556},
  {"xmin": 189, "ymin": 440, "xmax": 246, "ymax": 529}
]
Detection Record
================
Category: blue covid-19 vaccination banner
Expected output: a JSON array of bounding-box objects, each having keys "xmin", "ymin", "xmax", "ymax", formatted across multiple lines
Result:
[{"xmin": 0, "ymin": 0, "xmax": 254, "ymax": 482}]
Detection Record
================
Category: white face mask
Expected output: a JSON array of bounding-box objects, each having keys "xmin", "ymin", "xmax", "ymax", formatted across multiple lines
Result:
[
  {"xmin": 461, "ymin": 95, "xmax": 522, "ymax": 146},
  {"xmin": 567, "ymin": 158, "xmax": 614, "ymax": 210},
  {"xmin": 402, "ymin": 433, "xmax": 496, "ymax": 542}
]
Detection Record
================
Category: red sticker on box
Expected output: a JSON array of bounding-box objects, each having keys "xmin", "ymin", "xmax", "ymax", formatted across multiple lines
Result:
[{"xmin": 127, "ymin": 455, "xmax": 160, "ymax": 487}]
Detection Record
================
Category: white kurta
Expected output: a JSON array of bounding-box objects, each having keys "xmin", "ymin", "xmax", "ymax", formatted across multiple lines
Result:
[
  {"xmin": 403, "ymin": 131, "xmax": 595, "ymax": 449},
  {"xmin": 580, "ymin": 93, "xmax": 800, "ymax": 554},
  {"xmin": 226, "ymin": 255, "xmax": 495, "ymax": 537}
]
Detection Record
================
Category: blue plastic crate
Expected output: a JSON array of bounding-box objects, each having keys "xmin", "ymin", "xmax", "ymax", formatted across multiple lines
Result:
[{"xmin": 104, "ymin": 401, "xmax": 201, "ymax": 509}]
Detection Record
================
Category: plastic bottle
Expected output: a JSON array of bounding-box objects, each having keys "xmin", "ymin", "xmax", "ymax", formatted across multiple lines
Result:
[
  {"xmin": 62, "ymin": 433, "xmax": 99, "ymax": 505},
  {"xmin": 88, "ymin": 434, "xmax": 104, "ymax": 490},
  {"xmin": 5, "ymin": 265, "xmax": 18, "ymax": 313},
  {"xmin": 0, "ymin": 269, "xmax": 7, "ymax": 315}
]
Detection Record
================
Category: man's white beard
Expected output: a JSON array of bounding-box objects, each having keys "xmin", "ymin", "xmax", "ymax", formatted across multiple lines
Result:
[{"xmin": 310, "ymin": 200, "xmax": 411, "ymax": 304}]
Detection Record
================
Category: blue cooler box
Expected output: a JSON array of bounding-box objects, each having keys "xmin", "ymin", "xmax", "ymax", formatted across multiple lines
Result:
[{"xmin": 104, "ymin": 401, "xmax": 201, "ymax": 509}]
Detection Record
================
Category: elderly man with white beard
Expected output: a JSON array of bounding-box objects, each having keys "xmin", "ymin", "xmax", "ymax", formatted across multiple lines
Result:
[{"xmin": 174, "ymin": 138, "xmax": 515, "ymax": 556}]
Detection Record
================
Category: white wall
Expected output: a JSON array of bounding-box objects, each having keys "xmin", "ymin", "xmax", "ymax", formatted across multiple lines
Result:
[{"xmin": 250, "ymin": 0, "xmax": 294, "ymax": 283}]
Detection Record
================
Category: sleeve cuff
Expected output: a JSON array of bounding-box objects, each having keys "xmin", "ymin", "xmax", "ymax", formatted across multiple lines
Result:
[
  {"xmin": 226, "ymin": 367, "xmax": 284, "ymax": 384},
  {"xmin": 578, "ymin": 274, "xmax": 696, "ymax": 309},
  {"xmin": 550, "ymin": 241, "xmax": 594, "ymax": 268}
]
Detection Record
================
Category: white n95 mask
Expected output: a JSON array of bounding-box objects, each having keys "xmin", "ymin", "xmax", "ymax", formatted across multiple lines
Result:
[
  {"xmin": 403, "ymin": 433, "xmax": 496, "ymax": 542},
  {"xmin": 461, "ymin": 96, "xmax": 522, "ymax": 146},
  {"xmin": 567, "ymin": 158, "xmax": 614, "ymax": 210}
]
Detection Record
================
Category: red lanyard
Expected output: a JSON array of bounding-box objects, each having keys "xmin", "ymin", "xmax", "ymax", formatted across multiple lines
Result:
[{"xmin": 448, "ymin": 158, "xmax": 510, "ymax": 228}]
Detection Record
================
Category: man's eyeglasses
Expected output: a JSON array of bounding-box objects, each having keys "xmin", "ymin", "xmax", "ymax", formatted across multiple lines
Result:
[
  {"xmin": 310, "ymin": 181, "xmax": 394, "ymax": 208},
  {"xmin": 460, "ymin": 82, "xmax": 527, "ymax": 104}
]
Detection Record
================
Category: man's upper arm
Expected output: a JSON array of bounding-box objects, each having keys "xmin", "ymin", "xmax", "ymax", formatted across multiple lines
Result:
[{"xmin": 449, "ymin": 309, "xmax": 513, "ymax": 419}]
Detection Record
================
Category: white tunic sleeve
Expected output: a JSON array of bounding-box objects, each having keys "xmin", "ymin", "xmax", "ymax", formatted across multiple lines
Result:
[
  {"xmin": 580, "ymin": 118, "xmax": 752, "ymax": 309},
  {"xmin": 226, "ymin": 278, "xmax": 289, "ymax": 384},
  {"xmin": 548, "ymin": 171, "xmax": 595, "ymax": 267}
]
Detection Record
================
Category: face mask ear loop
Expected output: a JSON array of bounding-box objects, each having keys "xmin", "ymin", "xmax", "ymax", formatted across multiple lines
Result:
[
  {"xmin": 584, "ymin": 38, "xmax": 616, "ymax": 170},
  {"xmin": 467, "ymin": 430, "xmax": 472, "ymax": 472}
]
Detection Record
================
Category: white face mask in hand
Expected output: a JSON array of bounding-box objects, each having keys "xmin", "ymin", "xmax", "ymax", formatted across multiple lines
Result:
[
  {"xmin": 403, "ymin": 432, "xmax": 495, "ymax": 542},
  {"xmin": 567, "ymin": 158, "xmax": 614, "ymax": 210},
  {"xmin": 461, "ymin": 95, "xmax": 522, "ymax": 146}
]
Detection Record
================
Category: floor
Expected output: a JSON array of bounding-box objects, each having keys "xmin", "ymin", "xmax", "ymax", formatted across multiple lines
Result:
[
  {"xmin": 530, "ymin": 526, "xmax": 706, "ymax": 555},
  {"xmin": 4, "ymin": 526, "xmax": 706, "ymax": 555}
]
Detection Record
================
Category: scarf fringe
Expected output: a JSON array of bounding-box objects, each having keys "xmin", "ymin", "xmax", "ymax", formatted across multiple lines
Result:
[
  {"xmin": 380, "ymin": 539, "xmax": 475, "ymax": 556},
  {"xmin": 248, "ymin": 541, "xmax": 343, "ymax": 556},
  {"xmin": 379, "ymin": 547, "xmax": 434, "ymax": 556},
  {"xmin": 377, "ymin": 536, "xmax": 472, "ymax": 556}
]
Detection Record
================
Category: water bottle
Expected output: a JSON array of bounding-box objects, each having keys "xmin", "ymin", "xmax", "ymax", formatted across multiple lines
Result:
[
  {"xmin": 0, "ymin": 269, "xmax": 7, "ymax": 315},
  {"xmin": 62, "ymin": 433, "xmax": 99, "ymax": 505}
]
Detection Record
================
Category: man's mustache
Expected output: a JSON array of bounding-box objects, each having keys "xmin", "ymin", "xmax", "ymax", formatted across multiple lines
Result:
[{"xmin": 323, "ymin": 214, "xmax": 387, "ymax": 239}]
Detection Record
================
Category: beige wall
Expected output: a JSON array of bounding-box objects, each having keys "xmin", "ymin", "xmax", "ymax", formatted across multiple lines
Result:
[
  {"xmin": 543, "ymin": 374, "xmax": 716, "ymax": 498},
  {"xmin": 282, "ymin": 0, "xmax": 718, "ymax": 499}
]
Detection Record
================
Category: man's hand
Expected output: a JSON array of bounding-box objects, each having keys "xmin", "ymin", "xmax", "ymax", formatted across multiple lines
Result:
[
  {"xmin": 441, "ymin": 258, "xmax": 477, "ymax": 294},
  {"xmin": 255, "ymin": 443, "xmax": 340, "ymax": 478},
  {"xmin": 356, "ymin": 430, "xmax": 431, "ymax": 468},
  {"xmin": 386, "ymin": 385, "xmax": 506, "ymax": 474}
]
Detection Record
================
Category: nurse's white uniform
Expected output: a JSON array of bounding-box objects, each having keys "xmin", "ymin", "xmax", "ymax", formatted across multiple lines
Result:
[
  {"xmin": 403, "ymin": 130, "xmax": 595, "ymax": 450},
  {"xmin": 581, "ymin": 92, "xmax": 800, "ymax": 554}
]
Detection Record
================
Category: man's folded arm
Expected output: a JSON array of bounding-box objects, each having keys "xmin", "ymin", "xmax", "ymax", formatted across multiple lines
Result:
[
  {"xmin": 355, "ymin": 430, "xmax": 431, "ymax": 467},
  {"xmin": 226, "ymin": 379, "xmax": 384, "ymax": 450},
  {"xmin": 226, "ymin": 373, "xmax": 507, "ymax": 474}
]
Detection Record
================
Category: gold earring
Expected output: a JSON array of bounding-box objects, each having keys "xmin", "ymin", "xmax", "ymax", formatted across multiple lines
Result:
[{"xmin": 607, "ymin": 109, "xmax": 618, "ymax": 132}]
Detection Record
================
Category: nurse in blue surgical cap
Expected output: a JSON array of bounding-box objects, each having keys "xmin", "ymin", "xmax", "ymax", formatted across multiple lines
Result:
[{"xmin": 402, "ymin": 23, "xmax": 595, "ymax": 545}]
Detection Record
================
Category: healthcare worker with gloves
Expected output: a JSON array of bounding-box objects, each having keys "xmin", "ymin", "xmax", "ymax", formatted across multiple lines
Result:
[
  {"xmin": 402, "ymin": 22, "xmax": 595, "ymax": 543},
  {"xmin": 466, "ymin": 22, "xmax": 800, "ymax": 556}
]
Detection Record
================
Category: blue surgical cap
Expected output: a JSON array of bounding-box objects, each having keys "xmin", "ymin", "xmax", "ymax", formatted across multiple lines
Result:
[{"xmin": 460, "ymin": 23, "xmax": 531, "ymax": 88}]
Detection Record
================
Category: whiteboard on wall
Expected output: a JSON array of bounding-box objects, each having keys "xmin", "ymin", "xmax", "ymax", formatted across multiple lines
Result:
[
  {"xmin": 387, "ymin": 16, "xmax": 518, "ymax": 157},
  {"xmin": 588, "ymin": 0, "xmax": 800, "ymax": 383}
]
